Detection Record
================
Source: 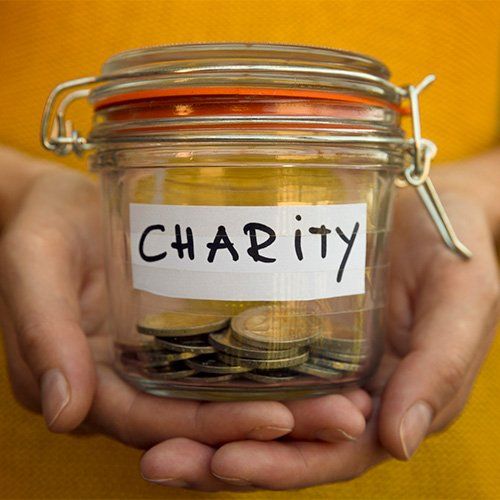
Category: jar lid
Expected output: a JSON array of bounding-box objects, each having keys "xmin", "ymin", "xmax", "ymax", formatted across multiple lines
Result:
[
  {"xmin": 42, "ymin": 42, "xmax": 415, "ymax": 154},
  {"xmin": 89, "ymin": 42, "xmax": 403, "ymax": 110},
  {"xmin": 102, "ymin": 43, "xmax": 391, "ymax": 78},
  {"xmin": 80, "ymin": 43, "xmax": 410, "ymax": 146}
]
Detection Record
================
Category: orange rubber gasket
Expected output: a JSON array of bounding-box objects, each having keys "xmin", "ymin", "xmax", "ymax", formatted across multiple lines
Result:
[{"xmin": 94, "ymin": 86, "xmax": 409, "ymax": 115}]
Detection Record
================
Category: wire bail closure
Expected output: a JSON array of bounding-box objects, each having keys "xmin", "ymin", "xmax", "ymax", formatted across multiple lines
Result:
[
  {"xmin": 40, "ymin": 76, "xmax": 98, "ymax": 156},
  {"xmin": 40, "ymin": 71, "xmax": 472, "ymax": 259},
  {"xmin": 397, "ymin": 75, "xmax": 472, "ymax": 259}
]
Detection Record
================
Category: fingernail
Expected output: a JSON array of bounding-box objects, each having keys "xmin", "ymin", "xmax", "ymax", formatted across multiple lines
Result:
[
  {"xmin": 246, "ymin": 425, "xmax": 292, "ymax": 440},
  {"xmin": 142, "ymin": 476, "xmax": 189, "ymax": 488},
  {"xmin": 40, "ymin": 369, "xmax": 70, "ymax": 430},
  {"xmin": 399, "ymin": 401, "xmax": 433, "ymax": 460},
  {"xmin": 212, "ymin": 472, "xmax": 253, "ymax": 487},
  {"xmin": 315, "ymin": 428, "xmax": 357, "ymax": 442}
]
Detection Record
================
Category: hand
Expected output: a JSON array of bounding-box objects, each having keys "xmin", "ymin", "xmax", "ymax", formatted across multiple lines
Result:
[
  {"xmin": 139, "ymin": 157, "xmax": 499, "ymax": 490},
  {"xmin": 0, "ymin": 153, "xmax": 371, "ymax": 491}
]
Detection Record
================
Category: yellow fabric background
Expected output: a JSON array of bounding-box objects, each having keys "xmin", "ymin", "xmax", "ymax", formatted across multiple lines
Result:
[{"xmin": 0, "ymin": 1, "xmax": 499, "ymax": 498}]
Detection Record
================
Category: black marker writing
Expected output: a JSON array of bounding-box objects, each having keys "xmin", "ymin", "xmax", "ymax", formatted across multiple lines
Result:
[
  {"xmin": 136, "ymin": 212, "xmax": 363, "ymax": 287},
  {"xmin": 139, "ymin": 224, "xmax": 167, "ymax": 262},
  {"xmin": 206, "ymin": 225, "xmax": 239, "ymax": 263},
  {"xmin": 294, "ymin": 214, "xmax": 303, "ymax": 261},
  {"xmin": 243, "ymin": 222, "xmax": 277, "ymax": 263},
  {"xmin": 171, "ymin": 224, "xmax": 194, "ymax": 260},
  {"xmin": 308, "ymin": 225, "xmax": 332, "ymax": 258},
  {"xmin": 336, "ymin": 222, "xmax": 360, "ymax": 282}
]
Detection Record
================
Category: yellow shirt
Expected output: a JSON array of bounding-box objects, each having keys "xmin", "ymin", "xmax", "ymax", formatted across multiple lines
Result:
[{"xmin": 0, "ymin": 1, "xmax": 499, "ymax": 498}]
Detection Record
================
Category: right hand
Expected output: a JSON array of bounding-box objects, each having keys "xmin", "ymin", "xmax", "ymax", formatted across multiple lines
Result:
[{"xmin": 0, "ymin": 156, "xmax": 370, "ymax": 491}]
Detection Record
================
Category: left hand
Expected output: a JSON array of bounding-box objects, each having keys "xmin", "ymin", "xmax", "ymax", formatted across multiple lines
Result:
[
  {"xmin": 140, "ymin": 161, "xmax": 500, "ymax": 490},
  {"xmin": 0, "ymin": 152, "xmax": 371, "ymax": 492}
]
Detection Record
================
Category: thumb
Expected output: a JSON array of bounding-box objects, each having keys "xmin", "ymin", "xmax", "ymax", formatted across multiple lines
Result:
[
  {"xmin": 0, "ymin": 229, "xmax": 96, "ymax": 432},
  {"xmin": 379, "ymin": 249, "xmax": 499, "ymax": 460}
]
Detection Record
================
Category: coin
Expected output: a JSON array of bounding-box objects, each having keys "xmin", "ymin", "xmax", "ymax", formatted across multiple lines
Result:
[
  {"xmin": 187, "ymin": 354, "xmax": 251, "ymax": 374},
  {"xmin": 141, "ymin": 361, "xmax": 196, "ymax": 380},
  {"xmin": 311, "ymin": 334, "xmax": 368, "ymax": 355},
  {"xmin": 156, "ymin": 335, "xmax": 216, "ymax": 354},
  {"xmin": 310, "ymin": 346, "xmax": 369, "ymax": 363},
  {"xmin": 183, "ymin": 373, "xmax": 236, "ymax": 383},
  {"xmin": 231, "ymin": 306, "xmax": 320, "ymax": 349},
  {"xmin": 137, "ymin": 311, "xmax": 230, "ymax": 336},
  {"xmin": 244, "ymin": 369, "xmax": 297, "ymax": 383},
  {"xmin": 209, "ymin": 330, "xmax": 305, "ymax": 360},
  {"xmin": 218, "ymin": 351, "xmax": 309, "ymax": 370},
  {"xmin": 307, "ymin": 356, "xmax": 361, "ymax": 373},
  {"xmin": 137, "ymin": 350, "xmax": 197, "ymax": 364},
  {"xmin": 293, "ymin": 362, "xmax": 344, "ymax": 379}
]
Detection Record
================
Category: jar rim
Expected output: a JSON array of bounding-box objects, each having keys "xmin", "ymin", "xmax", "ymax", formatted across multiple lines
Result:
[
  {"xmin": 101, "ymin": 42, "xmax": 391, "ymax": 79},
  {"xmin": 89, "ymin": 42, "xmax": 402, "ymax": 109}
]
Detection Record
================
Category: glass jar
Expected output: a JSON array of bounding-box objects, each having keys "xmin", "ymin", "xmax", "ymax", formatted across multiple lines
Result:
[{"xmin": 41, "ymin": 43, "xmax": 470, "ymax": 400}]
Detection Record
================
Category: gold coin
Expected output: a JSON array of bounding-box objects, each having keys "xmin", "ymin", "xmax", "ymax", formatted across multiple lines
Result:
[
  {"xmin": 231, "ymin": 306, "xmax": 320, "ymax": 349},
  {"xmin": 156, "ymin": 336, "xmax": 216, "ymax": 354},
  {"xmin": 311, "ymin": 336, "xmax": 368, "ymax": 356},
  {"xmin": 310, "ymin": 346, "xmax": 369, "ymax": 363},
  {"xmin": 293, "ymin": 362, "xmax": 344, "ymax": 379},
  {"xmin": 310, "ymin": 320, "xmax": 368, "ymax": 350},
  {"xmin": 183, "ymin": 373, "xmax": 236, "ymax": 383},
  {"xmin": 218, "ymin": 351, "xmax": 309, "ymax": 370},
  {"xmin": 141, "ymin": 362, "xmax": 197, "ymax": 380},
  {"xmin": 307, "ymin": 356, "xmax": 360, "ymax": 373},
  {"xmin": 243, "ymin": 370, "xmax": 297, "ymax": 383},
  {"xmin": 187, "ymin": 354, "xmax": 251, "ymax": 374},
  {"xmin": 209, "ymin": 330, "xmax": 305, "ymax": 360},
  {"xmin": 137, "ymin": 312, "xmax": 230, "ymax": 336},
  {"xmin": 137, "ymin": 350, "xmax": 197, "ymax": 364}
]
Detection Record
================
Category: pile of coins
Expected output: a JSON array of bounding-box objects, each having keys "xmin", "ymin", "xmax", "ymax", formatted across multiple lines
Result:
[{"xmin": 118, "ymin": 306, "xmax": 368, "ymax": 384}]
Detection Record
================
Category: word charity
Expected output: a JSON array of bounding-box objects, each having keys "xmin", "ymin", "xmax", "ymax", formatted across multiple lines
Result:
[{"xmin": 138, "ymin": 216, "xmax": 360, "ymax": 283}]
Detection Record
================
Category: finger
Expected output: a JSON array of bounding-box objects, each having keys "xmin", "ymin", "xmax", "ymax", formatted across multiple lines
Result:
[
  {"xmin": 285, "ymin": 391, "xmax": 368, "ymax": 442},
  {"xmin": 380, "ymin": 231, "xmax": 499, "ymax": 460},
  {"xmin": 140, "ymin": 438, "xmax": 253, "ymax": 492},
  {"xmin": 0, "ymin": 228, "xmax": 96, "ymax": 432},
  {"xmin": 342, "ymin": 388, "xmax": 373, "ymax": 419},
  {"xmin": 0, "ymin": 298, "xmax": 40, "ymax": 412},
  {"xmin": 211, "ymin": 416, "xmax": 388, "ymax": 490},
  {"xmin": 87, "ymin": 364, "xmax": 294, "ymax": 448}
]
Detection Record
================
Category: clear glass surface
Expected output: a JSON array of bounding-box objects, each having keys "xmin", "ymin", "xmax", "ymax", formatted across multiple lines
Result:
[
  {"xmin": 96, "ymin": 146, "xmax": 397, "ymax": 400},
  {"xmin": 87, "ymin": 43, "xmax": 404, "ymax": 400}
]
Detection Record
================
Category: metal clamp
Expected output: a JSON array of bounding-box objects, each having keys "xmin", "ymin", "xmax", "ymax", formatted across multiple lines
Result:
[
  {"xmin": 41, "ymin": 76, "xmax": 98, "ymax": 156},
  {"xmin": 397, "ymin": 75, "xmax": 472, "ymax": 259}
]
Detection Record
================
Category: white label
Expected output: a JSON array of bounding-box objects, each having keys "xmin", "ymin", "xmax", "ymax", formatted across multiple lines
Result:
[{"xmin": 129, "ymin": 203, "xmax": 366, "ymax": 301}]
